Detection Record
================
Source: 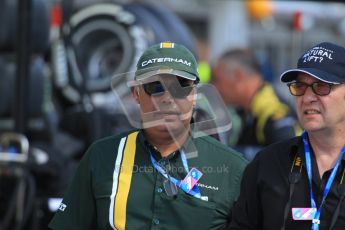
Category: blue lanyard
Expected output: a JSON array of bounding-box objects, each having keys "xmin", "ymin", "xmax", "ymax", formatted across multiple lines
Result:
[
  {"xmin": 302, "ymin": 131, "xmax": 345, "ymax": 230},
  {"xmin": 149, "ymin": 149, "xmax": 201, "ymax": 198}
]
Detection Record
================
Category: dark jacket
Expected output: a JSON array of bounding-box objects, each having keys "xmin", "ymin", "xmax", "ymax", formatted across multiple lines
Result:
[{"xmin": 230, "ymin": 136, "xmax": 345, "ymax": 230}]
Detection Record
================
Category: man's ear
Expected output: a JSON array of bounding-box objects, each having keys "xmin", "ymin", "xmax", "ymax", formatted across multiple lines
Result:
[
  {"xmin": 133, "ymin": 86, "xmax": 140, "ymax": 104},
  {"xmin": 233, "ymin": 64, "xmax": 244, "ymax": 79},
  {"xmin": 190, "ymin": 88, "xmax": 197, "ymax": 107}
]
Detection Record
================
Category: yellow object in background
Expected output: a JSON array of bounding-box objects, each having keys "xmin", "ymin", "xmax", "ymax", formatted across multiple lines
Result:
[
  {"xmin": 198, "ymin": 61, "xmax": 211, "ymax": 83},
  {"xmin": 246, "ymin": 0, "xmax": 273, "ymax": 20}
]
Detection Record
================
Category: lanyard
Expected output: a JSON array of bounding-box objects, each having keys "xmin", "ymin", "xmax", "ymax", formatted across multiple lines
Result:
[
  {"xmin": 149, "ymin": 149, "xmax": 201, "ymax": 198},
  {"xmin": 302, "ymin": 131, "xmax": 345, "ymax": 230}
]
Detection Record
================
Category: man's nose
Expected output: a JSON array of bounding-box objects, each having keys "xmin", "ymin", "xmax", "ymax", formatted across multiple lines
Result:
[
  {"xmin": 151, "ymin": 91, "xmax": 176, "ymax": 110},
  {"xmin": 302, "ymin": 85, "xmax": 318, "ymax": 102},
  {"xmin": 159, "ymin": 91, "xmax": 174, "ymax": 102}
]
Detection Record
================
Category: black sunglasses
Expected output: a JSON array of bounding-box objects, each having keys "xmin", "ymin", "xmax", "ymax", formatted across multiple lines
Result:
[
  {"xmin": 142, "ymin": 78, "xmax": 196, "ymax": 99},
  {"xmin": 287, "ymin": 81, "xmax": 336, "ymax": 96}
]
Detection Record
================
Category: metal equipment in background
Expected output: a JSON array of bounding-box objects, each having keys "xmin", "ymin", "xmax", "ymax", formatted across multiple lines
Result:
[{"xmin": 51, "ymin": 1, "xmax": 198, "ymax": 151}]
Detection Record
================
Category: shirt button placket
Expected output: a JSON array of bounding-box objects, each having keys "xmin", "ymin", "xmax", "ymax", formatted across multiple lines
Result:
[{"xmin": 151, "ymin": 170, "xmax": 164, "ymax": 229}]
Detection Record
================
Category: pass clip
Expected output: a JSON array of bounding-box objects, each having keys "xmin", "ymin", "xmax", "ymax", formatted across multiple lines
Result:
[{"xmin": 312, "ymin": 219, "xmax": 320, "ymax": 224}]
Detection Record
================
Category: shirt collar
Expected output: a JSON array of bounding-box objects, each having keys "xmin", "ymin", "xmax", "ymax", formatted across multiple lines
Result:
[
  {"xmin": 137, "ymin": 129, "xmax": 180, "ymax": 161},
  {"xmin": 288, "ymin": 136, "xmax": 345, "ymax": 181}
]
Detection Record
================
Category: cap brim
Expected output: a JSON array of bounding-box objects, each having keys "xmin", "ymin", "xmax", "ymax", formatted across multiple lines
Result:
[
  {"xmin": 280, "ymin": 68, "xmax": 342, "ymax": 84},
  {"xmin": 135, "ymin": 66, "xmax": 198, "ymax": 81}
]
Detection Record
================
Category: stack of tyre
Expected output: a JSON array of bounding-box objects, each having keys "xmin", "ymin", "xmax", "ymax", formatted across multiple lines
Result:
[{"xmin": 51, "ymin": 0, "xmax": 197, "ymax": 157}]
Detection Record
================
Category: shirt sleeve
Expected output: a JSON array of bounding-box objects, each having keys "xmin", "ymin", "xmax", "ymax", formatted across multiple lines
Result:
[
  {"xmin": 228, "ymin": 157, "xmax": 261, "ymax": 230},
  {"xmin": 49, "ymin": 147, "xmax": 97, "ymax": 230}
]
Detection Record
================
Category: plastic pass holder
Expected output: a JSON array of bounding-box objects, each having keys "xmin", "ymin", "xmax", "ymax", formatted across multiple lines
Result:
[
  {"xmin": 292, "ymin": 208, "xmax": 317, "ymax": 221},
  {"xmin": 180, "ymin": 168, "xmax": 203, "ymax": 192}
]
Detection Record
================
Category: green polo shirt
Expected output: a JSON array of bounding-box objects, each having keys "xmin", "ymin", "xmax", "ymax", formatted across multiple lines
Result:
[{"xmin": 49, "ymin": 130, "xmax": 247, "ymax": 230}]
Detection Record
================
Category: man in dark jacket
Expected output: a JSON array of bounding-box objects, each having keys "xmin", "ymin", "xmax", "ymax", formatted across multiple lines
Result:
[{"xmin": 229, "ymin": 42, "xmax": 345, "ymax": 229}]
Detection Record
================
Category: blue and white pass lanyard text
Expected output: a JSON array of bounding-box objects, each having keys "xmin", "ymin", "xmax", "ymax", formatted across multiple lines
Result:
[
  {"xmin": 302, "ymin": 131, "xmax": 345, "ymax": 230},
  {"xmin": 149, "ymin": 149, "xmax": 201, "ymax": 198}
]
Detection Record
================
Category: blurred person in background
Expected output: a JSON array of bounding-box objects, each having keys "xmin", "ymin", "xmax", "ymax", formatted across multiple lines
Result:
[
  {"xmin": 49, "ymin": 42, "xmax": 247, "ymax": 230},
  {"xmin": 229, "ymin": 42, "xmax": 345, "ymax": 229},
  {"xmin": 212, "ymin": 48, "xmax": 300, "ymax": 160}
]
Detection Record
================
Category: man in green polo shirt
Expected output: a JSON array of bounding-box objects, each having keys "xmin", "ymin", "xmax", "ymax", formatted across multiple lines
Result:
[{"xmin": 49, "ymin": 42, "xmax": 247, "ymax": 230}]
